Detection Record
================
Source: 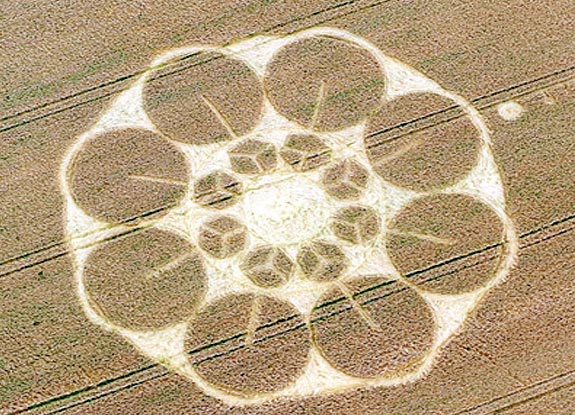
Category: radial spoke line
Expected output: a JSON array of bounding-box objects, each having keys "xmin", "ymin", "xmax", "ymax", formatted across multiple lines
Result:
[
  {"xmin": 145, "ymin": 253, "xmax": 192, "ymax": 279},
  {"xmin": 310, "ymin": 81, "xmax": 327, "ymax": 129},
  {"xmin": 200, "ymin": 94, "xmax": 238, "ymax": 139},
  {"xmin": 245, "ymin": 296, "xmax": 261, "ymax": 347},
  {"xmin": 11, "ymin": 218, "xmax": 575, "ymax": 414},
  {"xmin": 375, "ymin": 136, "xmax": 423, "ymax": 165},
  {"xmin": 388, "ymin": 229, "xmax": 456, "ymax": 246},
  {"xmin": 336, "ymin": 280, "xmax": 380, "ymax": 330},
  {"xmin": 128, "ymin": 174, "xmax": 188, "ymax": 186}
]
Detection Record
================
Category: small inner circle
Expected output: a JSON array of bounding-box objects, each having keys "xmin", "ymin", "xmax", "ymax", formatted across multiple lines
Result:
[{"xmin": 243, "ymin": 175, "xmax": 331, "ymax": 245}]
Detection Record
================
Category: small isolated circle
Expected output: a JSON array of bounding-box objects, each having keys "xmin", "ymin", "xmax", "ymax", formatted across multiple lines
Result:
[
  {"xmin": 280, "ymin": 134, "xmax": 332, "ymax": 171},
  {"xmin": 241, "ymin": 246, "xmax": 294, "ymax": 288},
  {"xmin": 228, "ymin": 139, "xmax": 278, "ymax": 174},
  {"xmin": 322, "ymin": 158, "xmax": 369, "ymax": 200},
  {"xmin": 296, "ymin": 240, "xmax": 348, "ymax": 282},
  {"xmin": 496, "ymin": 101, "xmax": 524, "ymax": 121},
  {"xmin": 311, "ymin": 276, "xmax": 435, "ymax": 378},
  {"xmin": 83, "ymin": 228, "xmax": 207, "ymax": 330},
  {"xmin": 198, "ymin": 215, "xmax": 248, "ymax": 259},
  {"xmin": 243, "ymin": 176, "xmax": 331, "ymax": 244},
  {"xmin": 193, "ymin": 170, "xmax": 242, "ymax": 209},
  {"xmin": 185, "ymin": 293, "xmax": 310, "ymax": 395},
  {"xmin": 331, "ymin": 205, "xmax": 380, "ymax": 244}
]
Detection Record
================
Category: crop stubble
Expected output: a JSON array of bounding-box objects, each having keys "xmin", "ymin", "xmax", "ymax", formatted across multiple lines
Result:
[{"xmin": 1, "ymin": 0, "xmax": 575, "ymax": 413}]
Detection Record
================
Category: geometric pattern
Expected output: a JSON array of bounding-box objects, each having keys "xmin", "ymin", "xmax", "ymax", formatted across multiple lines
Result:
[{"xmin": 60, "ymin": 27, "xmax": 518, "ymax": 405}]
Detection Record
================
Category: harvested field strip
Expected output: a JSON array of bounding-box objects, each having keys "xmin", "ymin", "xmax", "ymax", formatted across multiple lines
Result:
[
  {"xmin": 2, "ymin": 47, "xmax": 575, "ymax": 137},
  {"xmin": 2, "ymin": 3, "xmax": 575, "ymax": 135},
  {"xmin": 0, "ymin": 0, "xmax": 388, "ymax": 131},
  {"xmin": 451, "ymin": 369, "xmax": 575, "ymax": 415},
  {"xmin": 10, "ymin": 365, "xmax": 165, "ymax": 415},
  {"xmin": 11, "ymin": 214, "xmax": 575, "ymax": 415},
  {"xmin": 0, "ymin": 206, "xmax": 169, "ymax": 278},
  {"xmin": 187, "ymin": 214, "xmax": 572, "ymax": 358},
  {"xmin": 366, "ymin": 64, "xmax": 575, "ymax": 141},
  {"xmin": 2, "ymin": 72, "xmax": 574, "ymax": 278},
  {"xmin": 21, "ymin": 369, "xmax": 575, "ymax": 415},
  {"xmin": 2, "ymin": 1, "xmax": 574, "ymax": 413}
]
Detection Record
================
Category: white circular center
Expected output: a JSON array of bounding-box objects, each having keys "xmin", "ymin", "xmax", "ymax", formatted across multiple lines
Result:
[{"xmin": 243, "ymin": 176, "xmax": 331, "ymax": 244}]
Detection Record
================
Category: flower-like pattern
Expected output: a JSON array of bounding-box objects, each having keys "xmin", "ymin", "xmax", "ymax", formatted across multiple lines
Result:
[{"xmin": 61, "ymin": 27, "xmax": 517, "ymax": 405}]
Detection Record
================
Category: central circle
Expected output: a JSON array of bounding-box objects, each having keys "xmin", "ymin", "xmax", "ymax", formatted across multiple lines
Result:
[{"xmin": 243, "ymin": 176, "xmax": 331, "ymax": 244}]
